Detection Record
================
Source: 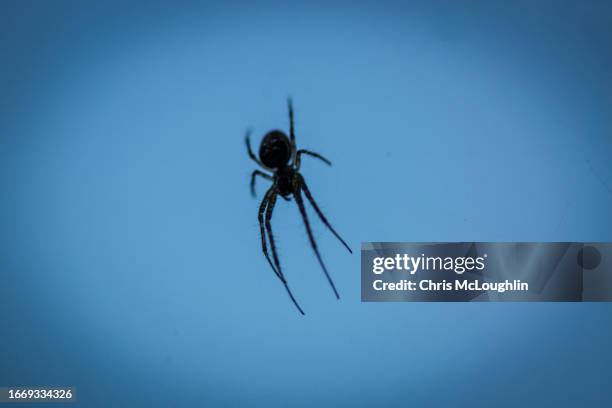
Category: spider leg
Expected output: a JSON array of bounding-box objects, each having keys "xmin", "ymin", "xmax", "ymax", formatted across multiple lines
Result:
[
  {"xmin": 258, "ymin": 189, "xmax": 281, "ymax": 279},
  {"xmin": 251, "ymin": 170, "xmax": 272, "ymax": 197},
  {"xmin": 298, "ymin": 174, "xmax": 352, "ymax": 254},
  {"xmin": 295, "ymin": 149, "xmax": 332, "ymax": 170},
  {"xmin": 294, "ymin": 186, "xmax": 340, "ymax": 299},
  {"xmin": 245, "ymin": 128, "xmax": 267, "ymax": 169},
  {"xmin": 264, "ymin": 189, "xmax": 305, "ymax": 315},
  {"xmin": 288, "ymin": 97, "xmax": 297, "ymax": 162}
]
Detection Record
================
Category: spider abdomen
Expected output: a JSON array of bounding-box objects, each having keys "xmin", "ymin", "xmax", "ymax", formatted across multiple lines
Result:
[{"xmin": 259, "ymin": 130, "xmax": 292, "ymax": 169}]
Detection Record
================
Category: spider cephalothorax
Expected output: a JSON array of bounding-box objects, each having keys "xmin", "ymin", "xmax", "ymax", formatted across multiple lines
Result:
[{"xmin": 245, "ymin": 98, "xmax": 352, "ymax": 315}]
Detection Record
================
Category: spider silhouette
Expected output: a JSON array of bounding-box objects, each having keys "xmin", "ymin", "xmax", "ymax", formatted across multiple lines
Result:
[{"xmin": 245, "ymin": 98, "xmax": 352, "ymax": 315}]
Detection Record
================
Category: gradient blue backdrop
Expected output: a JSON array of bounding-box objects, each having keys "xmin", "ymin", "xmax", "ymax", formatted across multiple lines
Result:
[{"xmin": 1, "ymin": 1, "xmax": 612, "ymax": 407}]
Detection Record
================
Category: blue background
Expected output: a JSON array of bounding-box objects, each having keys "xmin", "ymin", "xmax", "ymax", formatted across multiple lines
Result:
[{"xmin": 1, "ymin": 1, "xmax": 612, "ymax": 406}]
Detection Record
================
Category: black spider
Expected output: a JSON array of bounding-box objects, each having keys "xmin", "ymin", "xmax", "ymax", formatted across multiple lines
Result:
[{"xmin": 245, "ymin": 98, "xmax": 352, "ymax": 315}]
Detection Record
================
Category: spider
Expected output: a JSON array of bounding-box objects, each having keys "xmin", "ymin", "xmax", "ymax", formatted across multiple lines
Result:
[{"xmin": 245, "ymin": 98, "xmax": 352, "ymax": 315}]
